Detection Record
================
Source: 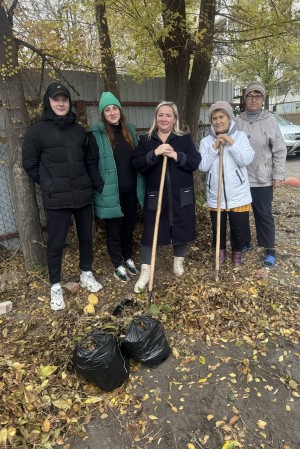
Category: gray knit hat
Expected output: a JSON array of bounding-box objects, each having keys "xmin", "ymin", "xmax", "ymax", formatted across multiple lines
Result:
[
  {"xmin": 244, "ymin": 81, "xmax": 266, "ymax": 100},
  {"xmin": 208, "ymin": 101, "xmax": 234, "ymax": 122}
]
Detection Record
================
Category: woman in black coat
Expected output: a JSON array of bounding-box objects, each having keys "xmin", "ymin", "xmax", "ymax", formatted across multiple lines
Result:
[{"xmin": 132, "ymin": 101, "xmax": 201, "ymax": 293}]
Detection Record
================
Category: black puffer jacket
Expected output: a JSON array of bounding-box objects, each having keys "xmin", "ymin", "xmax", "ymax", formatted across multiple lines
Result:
[{"xmin": 22, "ymin": 88, "xmax": 99, "ymax": 209}]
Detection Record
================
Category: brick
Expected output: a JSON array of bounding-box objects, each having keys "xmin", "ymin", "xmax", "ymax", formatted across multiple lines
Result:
[{"xmin": 62, "ymin": 282, "xmax": 80, "ymax": 294}]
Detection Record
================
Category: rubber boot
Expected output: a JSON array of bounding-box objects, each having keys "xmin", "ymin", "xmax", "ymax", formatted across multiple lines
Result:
[
  {"xmin": 134, "ymin": 264, "xmax": 150, "ymax": 293},
  {"xmin": 232, "ymin": 250, "xmax": 242, "ymax": 266},
  {"xmin": 219, "ymin": 249, "xmax": 226, "ymax": 265},
  {"xmin": 174, "ymin": 256, "xmax": 184, "ymax": 277}
]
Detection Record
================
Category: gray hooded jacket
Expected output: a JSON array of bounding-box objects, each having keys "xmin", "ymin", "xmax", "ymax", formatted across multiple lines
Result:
[{"xmin": 235, "ymin": 110, "xmax": 286, "ymax": 187}]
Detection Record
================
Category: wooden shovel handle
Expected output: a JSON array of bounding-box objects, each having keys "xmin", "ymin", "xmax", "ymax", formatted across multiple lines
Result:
[
  {"xmin": 148, "ymin": 155, "xmax": 168, "ymax": 297},
  {"xmin": 215, "ymin": 144, "xmax": 224, "ymax": 279}
]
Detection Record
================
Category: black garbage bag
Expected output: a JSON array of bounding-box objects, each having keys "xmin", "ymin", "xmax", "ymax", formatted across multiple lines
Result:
[
  {"xmin": 121, "ymin": 316, "xmax": 171, "ymax": 367},
  {"xmin": 72, "ymin": 331, "xmax": 129, "ymax": 391}
]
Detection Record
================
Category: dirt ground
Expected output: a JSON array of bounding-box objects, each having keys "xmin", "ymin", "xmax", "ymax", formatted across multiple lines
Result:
[{"xmin": 0, "ymin": 157, "xmax": 300, "ymax": 449}]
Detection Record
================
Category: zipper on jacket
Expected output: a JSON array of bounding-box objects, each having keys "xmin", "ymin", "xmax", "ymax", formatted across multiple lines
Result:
[
  {"xmin": 208, "ymin": 173, "xmax": 211, "ymax": 192},
  {"xmin": 235, "ymin": 169, "xmax": 244, "ymax": 184},
  {"xmin": 221, "ymin": 158, "xmax": 228, "ymax": 208}
]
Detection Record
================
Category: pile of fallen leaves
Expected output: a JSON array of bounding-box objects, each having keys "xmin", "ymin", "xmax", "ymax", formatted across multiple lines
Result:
[{"xmin": 0, "ymin": 184, "xmax": 299, "ymax": 449}]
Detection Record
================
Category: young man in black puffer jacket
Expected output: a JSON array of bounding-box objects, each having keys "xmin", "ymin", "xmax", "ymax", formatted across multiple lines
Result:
[{"xmin": 23, "ymin": 82, "xmax": 104, "ymax": 311}]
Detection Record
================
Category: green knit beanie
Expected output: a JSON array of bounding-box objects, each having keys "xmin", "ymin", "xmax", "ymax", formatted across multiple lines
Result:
[{"xmin": 99, "ymin": 92, "xmax": 122, "ymax": 114}]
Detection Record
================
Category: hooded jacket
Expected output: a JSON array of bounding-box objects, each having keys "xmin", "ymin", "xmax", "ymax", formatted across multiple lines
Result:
[
  {"xmin": 199, "ymin": 121, "xmax": 254, "ymax": 209},
  {"xmin": 22, "ymin": 85, "xmax": 98, "ymax": 209},
  {"xmin": 235, "ymin": 110, "xmax": 286, "ymax": 187}
]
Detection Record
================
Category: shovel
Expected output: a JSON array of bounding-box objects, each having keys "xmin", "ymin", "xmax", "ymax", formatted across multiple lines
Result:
[
  {"xmin": 148, "ymin": 155, "xmax": 168, "ymax": 304},
  {"xmin": 215, "ymin": 143, "xmax": 224, "ymax": 282}
]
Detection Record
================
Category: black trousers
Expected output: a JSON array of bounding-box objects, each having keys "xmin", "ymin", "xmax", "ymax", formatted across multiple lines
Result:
[
  {"xmin": 210, "ymin": 210, "xmax": 250, "ymax": 252},
  {"xmin": 104, "ymin": 191, "xmax": 137, "ymax": 268},
  {"xmin": 249, "ymin": 186, "xmax": 275, "ymax": 249},
  {"xmin": 46, "ymin": 204, "xmax": 93, "ymax": 285}
]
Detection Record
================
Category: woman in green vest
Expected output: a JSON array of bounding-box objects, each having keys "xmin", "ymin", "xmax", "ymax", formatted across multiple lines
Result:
[{"xmin": 88, "ymin": 92, "xmax": 144, "ymax": 282}]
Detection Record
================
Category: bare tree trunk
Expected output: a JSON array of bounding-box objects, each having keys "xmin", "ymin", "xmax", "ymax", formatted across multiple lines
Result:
[
  {"xmin": 160, "ymin": 0, "xmax": 191, "ymax": 121},
  {"xmin": 187, "ymin": 0, "xmax": 217, "ymax": 139},
  {"xmin": 95, "ymin": 0, "xmax": 120, "ymax": 99},
  {"xmin": 0, "ymin": 3, "xmax": 46, "ymax": 268},
  {"xmin": 159, "ymin": 0, "xmax": 216, "ymax": 141}
]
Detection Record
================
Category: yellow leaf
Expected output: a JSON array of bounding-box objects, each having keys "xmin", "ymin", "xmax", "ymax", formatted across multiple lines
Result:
[
  {"xmin": 39, "ymin": 365, "xmax": 58, "ymax": 378},
  {"xmin": 172, "ymin": 347, "xmax": 180, "ymax": 358},
  {"xmin": 84, "ymin": 396, "xmax": 102, "ymax": 404},
  {"xmin": 52, "ymin": 399, "xmax": 70, "ymax": 410},
  {"xmin": 199, "ymin": 377, "xmax": 208, "ymax": 383},
  {"xmin": 199, "ymin": 355, "xmax": 206, "ymax": 364},
  {"xmin": 149, "ymin": 415, "xmax": 158, "ymax": 420},
  {"xmin": 286, "ymin": 405, "xmax": 291, "ymax": 412},
  {"xmin": 257, "ymin": 420, "xmax": 267, "ymax": 429},
  {"xmin": 42, "ymin": 418, "xmax": 51, "ymax": 433},
  {"xmin": 0, "ymin": 428, "xmax": 7, "ymax": 443},
  {"xmin": 187, "ymin": 444, "xmax": 196, "ymax": 449},
  {"xmin": 207, "ymin": 414, "xmax": 214, "ymax": 421},
  {"xmin": 215, "ymin": 420, "xmax": 225, "ymax": 428},
  {"xmin": 201, "ymin": 435, "xmax": 209, "ymax": 444},
  {"xmin": 288, "ymin": 379, "xmax": 298, "ymax": 390},
  {"xmin": 88, "ymin": 294, "xmax": 98, "ymax": 305},
  {"xmin": 278, "ymin": 355, "xmax": 284, "ymax": 362},
  {"xmin": 84, "ymin": 303, "xmax": 95, "ymax": 314},
  {"xmin": 7, "ymin": 427, "xmax": 16, "ymax": 438},
  {"xmin": 222, "ymin": 441, "xmax": 240, "ymax": 449},
  {"xmin": 142, "ymin": 394, "xmax": 149, "ymax": 401}
]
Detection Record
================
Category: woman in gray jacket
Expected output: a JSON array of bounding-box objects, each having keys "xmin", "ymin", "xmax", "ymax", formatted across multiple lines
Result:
[{"xmin": 235, "ymin": 81, "xmax": 286, "ymax": 267}]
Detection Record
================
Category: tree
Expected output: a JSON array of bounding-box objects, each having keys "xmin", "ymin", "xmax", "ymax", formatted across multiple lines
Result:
[
  {"xmin": 94, "ymin": 0, "xmax": 120, "ymax": 98},
  {"xmin": 0, "ymin": 1, "xmax": 46, "ymax": 268},
  {"xmin": 100, "ymin": 0, "xmax": 217, "ymax": 138},
  {"xmin": 220, "ymin": 0, "xmax": 300, "ymax": 106}
]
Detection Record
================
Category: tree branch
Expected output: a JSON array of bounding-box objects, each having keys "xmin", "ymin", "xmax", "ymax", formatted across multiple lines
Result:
[{"xmin": 16, "ymin": 38, "xmax": 87, "ymax": 96}]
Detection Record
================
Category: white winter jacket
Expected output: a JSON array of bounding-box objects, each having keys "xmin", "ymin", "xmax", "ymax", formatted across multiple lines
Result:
[{"xmin": 199, "ymin": 122, "xmax": 255, "ymax": 209}]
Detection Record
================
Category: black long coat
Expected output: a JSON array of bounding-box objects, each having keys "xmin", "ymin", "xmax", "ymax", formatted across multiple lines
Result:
[{"xmin": 132, "ymin": 132, "xmax": 201, "ymax": 246}]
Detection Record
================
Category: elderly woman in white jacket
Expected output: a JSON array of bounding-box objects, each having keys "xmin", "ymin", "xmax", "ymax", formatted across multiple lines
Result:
[{"xmin": 199, "ymin": 101, "xmax": 255, "ymax": 266}]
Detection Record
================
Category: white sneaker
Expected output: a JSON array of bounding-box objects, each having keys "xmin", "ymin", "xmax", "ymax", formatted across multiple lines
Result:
[
  {"xmin": 80, "ymin": 271, "xmax": 103, "ymax": 292},
  {"xmin": 50, "ymin": 283, "xmax": 65, "ymax": 311},
  {"xmin": 174, "ymin": 256, "xmax": 184, "ymax": 277},
  {"xmin": 134, "ymin": 264, "xmax": 151, "ymax": 293}
]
